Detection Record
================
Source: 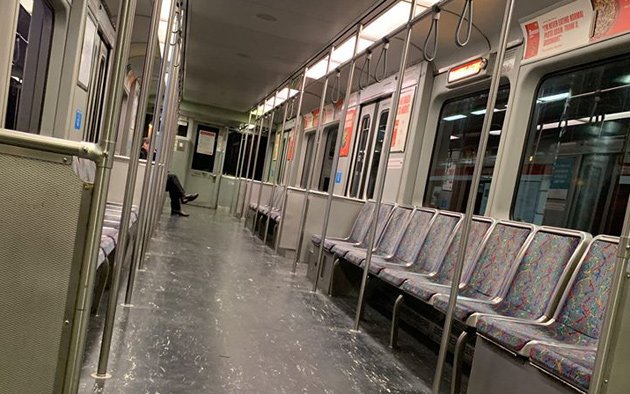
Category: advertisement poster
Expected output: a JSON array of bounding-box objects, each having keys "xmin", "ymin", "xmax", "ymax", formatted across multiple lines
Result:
[
  {"xmin": 78, "ymin": 17, "xmax": 97, "ymax": 88},
  {"xmin": 391, "ymin": 89, "xmax": 415, "ymax": 152},
  {"xmin": 340, "ymin": 107, "xmax": 357, "ymax": 157},
  {"xmin": 312, "ymin": 109, "xmax": 320, "ymax": 129},
  {"xmin": 592, "ymin": 0, "xmax": 630, "ymax": 40},
  {"xmin": 197, "ymin": 130, "xmax": 216, "ymax": 155},
  {"xmin": 323, "ymin": 104, "xmax": 335, "ymax": 124},
  {"xmin": 287, "ymin": 131, "xmax": 295, "ymax": 161},
  {"xmin": 521, "ymin": 0, "xmax": 594, "ymax": 62},
  {"xmin": 303, "ymin": 113, "xmax": 314, "ymax": 129},
  {"xmin": 273, "ymin": 133, "xmax": 281, "ymax": 161}
]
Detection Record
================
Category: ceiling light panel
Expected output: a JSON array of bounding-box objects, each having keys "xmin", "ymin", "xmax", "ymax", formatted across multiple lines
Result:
[
  {"xmin": 361, "ymin": 1, "xmax": 412, "ymax": 42},
  {"xmin": 306, "ymin": 56, "xmax": 338, "ymax": 80}
]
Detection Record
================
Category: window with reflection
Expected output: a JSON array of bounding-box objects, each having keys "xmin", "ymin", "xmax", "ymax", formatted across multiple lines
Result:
[
  {"xmin": 513, "ymin": 56, "xmax": 630, "ymax": 235},
  {"xmin": 424, "ymin": 86, "xmax": 510, "ymax": 214},
  {"xmin": 6, "ymin": 0, "xmax": 54, "ymax": 133},
  {"xmin": 301, "ymin": 132, "xmax": 315, "ymax": 188},
  {"xmin": 366, "ymin": 109, "xmax": 389, "ymax": 199}
]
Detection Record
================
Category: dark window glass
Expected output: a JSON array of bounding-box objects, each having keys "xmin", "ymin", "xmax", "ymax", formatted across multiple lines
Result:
[
  {"xmin": 301, "ymin": 133, "xmax": 315, "ymax": 188},
  {"xmin": 6, "ymin": 0, "xmax": 54, "ymax": 132},
  {"xmin": 424, "ymin": 86, "xmax": 510, "ymax": 214},
  {"xmin": 191, "ymin": 125, "xmax": 219, "ymax": 172},
  {"xmin": 348, "ymin": 115, "xmax": 372, "ymax": 198},
  {"xmin": 177, "ymin": 123, "xmax": 188, "ymax": 137},
  {"xmin": 513, "ymin": 56, "xmax": 630, "ymax": 235},
  {"xmin": 222, "ymin": 131, "xmax": 242, "ymax": 176},
  {"xmin": 318, "ymin": 125, "xmax": 338, "ymax": 191},
  {"xmin": 366, "ymin": 110, "xmax": 389, "ymax": 199}
]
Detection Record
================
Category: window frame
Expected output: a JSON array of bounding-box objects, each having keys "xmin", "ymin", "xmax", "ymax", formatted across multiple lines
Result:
[{"xmin": 510, "ymin": 53, "xmax": 630, "ymax": 233}]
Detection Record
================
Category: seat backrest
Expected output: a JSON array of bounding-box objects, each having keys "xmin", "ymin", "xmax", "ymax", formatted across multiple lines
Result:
[
  {"xmin": 394, "ymin": 208, "xmax": 436, "ymax": 262},
  {"xmin": 499, "ymin": 227, "xmax": 587, "ymax": 320},
  {"xmin": 375, "ymin": 206, "xmax": 414, "ymax": 256},
  {"xmin": 348, "ymin": 201, "xmax": 376, "ymax": 242},
  {"xmin": 410, "ymin": 212, "xmax": 463, "ymax": 274},
  {"xmin": 464, "ymin": 221, "xmax": 534, "ymax": 300},
  {"xmin": 432, "ymin": 217, "xmax": 494, "ymax": 283},
  {"xmin": 556, "ymin": 236, "xmax": 618, "ymax": 339},
  {"xmin": 272, "ymin": 186, "xmax": 284, "ymax": 209},
  {"xmin": 359, "ymin": 202, "xmax": 395, "ymax": 247}
]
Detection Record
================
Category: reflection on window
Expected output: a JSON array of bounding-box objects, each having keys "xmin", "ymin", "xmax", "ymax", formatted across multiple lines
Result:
[
  {"xmin": 366, "ymin": 110, "xmax": 389, "ymax": 199},
  {"xmin": 6, "ymin": 0, "xmax": 54, "ymax": 133},
  {"xmin": 318, "ymin": 125, "xmax": 338, "ymax": 191},
  {"xmin": 301, "ymin": 133, "xmax": 315, "ymax": 188},
  {"xmin": 424, "ymin": 86, "xmax": 510, "ymax": 214},
  {"xmin": 348, "ymin": 115, "xmax": 372, "ymax": 198},
  {"xmin": 513, "ymin": 56, "xmax": 630, "ymax": 235}
]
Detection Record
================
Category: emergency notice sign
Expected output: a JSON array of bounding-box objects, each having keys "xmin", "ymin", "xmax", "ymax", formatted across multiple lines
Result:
[{"xmin": 522, "ymin": 0, "xmax": 594, "ymax": 63}]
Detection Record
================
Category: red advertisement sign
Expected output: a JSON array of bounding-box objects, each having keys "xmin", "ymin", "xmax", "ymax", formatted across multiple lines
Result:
[
  {"xmin": 287, "ymin": 130, "xmax": 295, "ymax": 161},
  {"xmin": 391, "ymin": 89, "xmax": 415, "ymax": 152},
  {"xmin": 592, "ymin": 0, "xmax": 630, "ymax": 39},
  {"xmin": 524, "ymin": 22, "xmax": 541, "ymax": 59},
  {"xmin": 340, "ymin": 108, "xmax": 357, "ymax": 157}
]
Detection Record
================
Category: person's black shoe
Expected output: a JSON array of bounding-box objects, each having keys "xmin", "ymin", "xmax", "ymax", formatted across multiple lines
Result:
[
  {"xmin": 181, "ymin": 193, "xmax": 199, "ymax": 204},
  {"xmin": 171, "ymin": 210, "xmax": 190, "ymax": 217}
]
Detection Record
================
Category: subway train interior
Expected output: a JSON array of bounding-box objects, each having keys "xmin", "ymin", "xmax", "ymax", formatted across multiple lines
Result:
[{"xmin": 3, "ymin": 0, "xmax": 630, "ymax": 393}]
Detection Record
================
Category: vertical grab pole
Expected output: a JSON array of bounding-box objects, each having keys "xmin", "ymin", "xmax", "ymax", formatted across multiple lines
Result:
[
  {"xmin": 354, "ymin": 2, "xmax": 417, "ymax": 331},
  {"xmin": 94, "ymin": 0, "xmax": 162, "ymax": 376},
  {"xmin": 125, "ymin": 0, "xmax": 178, "ymax": 301},
  {"xmin": 140, "ymin": 15, "xmax": 179, "ymax": 267},
  {"xmin": 246, "ymin": 110, "xmax": 266, "ymax": 229},
  {"xmin": 235, "ymin": 131, "xmax": 250, "ymax": 216},
  {"xmin": 313, "ymin": 26, "xmax": 362, "ymax": 292},
  {"xmin": 264, "ymin": 100, "xmax": 290, "ymax": 245},
  {"xmin": 230, "ymin": 115, "xmax": 249, "ymax": 214},
  {"xmin": 241, "ymin": 115, "xmax": 261, "ymax": 220},
  {"xmin": 65, "ymin": 0, "xmax": 138, "ymax": 388},
  {"xmin": 292, "ymin": 49, "xmax": 334, "ymax": 272},
  {"xmin": 276, "ymin": 72, "xmax": 308, "ymax": 253},
  {"xmin": 253, "ymin": 96, "xmax": 277, "ymax": 231},
  {"xmin": 431, "ymin": 1, "xmax": 514, "ymax": 392}
]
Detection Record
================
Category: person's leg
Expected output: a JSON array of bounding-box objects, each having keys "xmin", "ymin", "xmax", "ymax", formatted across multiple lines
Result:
[
  {"xmin": 169, "ymin": 188, "xmax": 183, "ymax": 213},
  {"xmin": 167, "ymin": 173, "xmax": 198, "ymax": 204}
]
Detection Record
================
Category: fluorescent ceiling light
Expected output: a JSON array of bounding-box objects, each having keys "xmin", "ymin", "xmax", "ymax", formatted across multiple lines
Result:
[
  {"xmin": 450, "ymin": 135, "xmax": 460, "ymax": 140},
  {"xmin": 616, "ymin": 75, "xmax": 630, "ymax": 84},
  {"xmin": 20, "ymin": 0, "xmax": 34, "ymax": 14},
  {"xmin": 247, "ymin": 124, "xmax": 256, "ymax": 130},
  {"xmin": 537, "ymin": 92, "xmax": 571, "ymax": 103},
  {"xmin": 489, "ymin": 130, "xmax": 502, "ymax": 135},
  {"xmin": 275, "ymin": 88, "xmax": 300, "ymax": 106},
  {"xmin": 361, "ymin": 1, "xmax": 412, "ymax": 42},
  {"xmin": 443, "ymin": 114, "xmax": 467, "ymax": 121},
  {"xmin": 471, "ymin": 108, "xmax": 505, "ymax": 116},
  {"xmin": 158, "ymin": 0, "xmax": 173, "ymax": 57},
  {"xmin": 264, "ymin": 97, "xmax": 275, "ymax": 112},
  {"xmin": 332, "ymin": 37, "xmax": 356, "ymax": 64},
  {"xmin": 306, "ymin": 56, "xmax": 339, "ymax": 80}
]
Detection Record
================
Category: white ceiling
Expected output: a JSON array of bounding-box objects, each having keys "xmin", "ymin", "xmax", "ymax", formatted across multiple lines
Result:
[{"xmin": 184, "ymin": 0, "xmax": 384, "ymax": 114}]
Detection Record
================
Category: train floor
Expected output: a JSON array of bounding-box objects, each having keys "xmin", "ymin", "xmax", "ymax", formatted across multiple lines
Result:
[{"xmin": 79, "ymin": 206, "xmax": 452, "ymax": 393}]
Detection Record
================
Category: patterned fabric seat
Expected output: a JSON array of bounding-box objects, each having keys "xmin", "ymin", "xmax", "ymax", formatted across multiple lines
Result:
[
  {"xmin": 528, "ymin": 344, "xmax": 596, "ymax": 392},
  {"xmin": 475, "ymin": 237, "xmax": 617, "ymax": 392},
  {"xmin": 374, "ymin": 212, "xmax": 463, "ymax": 286},
  {"xmin": 312, "ymin": 201, "xmax": 376, "ymax": 251},
  {"xmin": 100, "ymin": 235, "xmax": 116, "ymax": 256},
  {"xmin": 331, "ymin": 203, "xmax": 394, "ymax": 259},
  {"xmin": 360, "ymin": 209, "xmax": 436, "ymax": 273},
  {"xmin": 342, "ymin": 206, "xmax": 413, "ymax": 266},
  {"xmin": 396, "ymin": 217, "xmax": 493, "ymax": 299},
  {"xmin": 96, "ymin": 248, "xmax": 107, "ymax": 269},
  {"xmin": 433, "ymin": 228, "xmax": 586, "ymax": 326},
  {"xmin": 427, "ymin": 221, "xmax": 533, "ymax": 311}
]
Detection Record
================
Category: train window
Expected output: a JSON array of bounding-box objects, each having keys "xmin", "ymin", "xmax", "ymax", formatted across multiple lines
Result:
[
  {"xmin": 222, "ymin": 131, "xmax": 242, "ymax": 176},
  {"xmin": 348, "ymin": 114, "xmax": 372, "ymax": 198},
  {"xmin": 513, "ymin": 56, "xmax": 630, "ymax": 235},
  {"xmin": 5, "ymin": 0, "xmax": 54, "ymax": 132},
  {"xmin": 366, "ymin": 109, "xmax": 389, "ymax": 199},
  {"xmin": 301, "ymin": 132, "xmax": 315, "ymax": 188},
  {"xmin": 318, "ymin": 125, "xmax": 338, "ymax": 191},
  {"xmin": 424, "ymin": 86, "xmax": 510, "ymax": 214},
  {"xmin": 191, "ymin": 125, "xmax": 219, "ymax": 173}
]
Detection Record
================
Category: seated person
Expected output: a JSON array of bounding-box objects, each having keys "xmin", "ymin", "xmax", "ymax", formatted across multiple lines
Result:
[
  {"xmin": 140, "ymin": 138, "xmax": 198, "ymax": 216},
  {"xmin": 166, "ymin": 174, "xmax": 198, "ymax": 217}
]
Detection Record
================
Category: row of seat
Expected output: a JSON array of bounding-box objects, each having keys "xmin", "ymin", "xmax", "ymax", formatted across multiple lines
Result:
[
  {"xmin": 248, "ymin": 185, "xmax": 285, "ymax": 244},
  {"xmin": 311, "ymin": 201, "xmax": 618, "ymax": 393}
]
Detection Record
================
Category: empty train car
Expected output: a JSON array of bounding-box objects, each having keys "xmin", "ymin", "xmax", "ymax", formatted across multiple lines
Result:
[{"xmin": 1, "ymin": 0, "xmax": 630, "ymax": 393}]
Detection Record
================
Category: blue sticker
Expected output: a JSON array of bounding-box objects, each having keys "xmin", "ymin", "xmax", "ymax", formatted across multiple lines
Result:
[
  {"xmin": 74, "ymin": 110, "xmax": 83, "ymax": 131},
  {"xmin": 335, "ymin": 170, "xmax": 342, "ymax": 184}
]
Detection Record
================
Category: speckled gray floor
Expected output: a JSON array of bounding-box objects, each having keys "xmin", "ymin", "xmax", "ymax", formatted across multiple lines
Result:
[{"xmin": 79, "ymin": 206, "xmax": 449, "ymax": 393}]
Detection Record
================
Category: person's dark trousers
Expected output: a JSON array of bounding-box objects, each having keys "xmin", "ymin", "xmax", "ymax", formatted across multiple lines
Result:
[{"xmin": 166, "ymin": 174, "xmax": 186, "ymax": 212}]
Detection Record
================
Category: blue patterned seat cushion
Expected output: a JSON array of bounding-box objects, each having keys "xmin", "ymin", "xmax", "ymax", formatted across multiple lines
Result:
[
  {"xmin": 269, "ymin": 211, "xmax": 282, "ymax": 221},
  {"xmin": 477, "ymin": 239, "xmax": 617, "ymax": 352},
  {"xmin": 101, "ymin": 227, "xmax": 118, "ymax": 243},
  {"xmin": 401, "ymin": 276, "xmax": 454, "ymax": 301},
  {"xmin": 97, "ymin": 248, "xmax": 107, "ymax": 269},
  {"xmin": 434, "ymin": 231, "xmax": 581, "ymax": 323},
  {"xmin": 408, "ymin": 214, "xmax": 461, "ymax": 274},
  {"xmin": 343, "ymin": 248, "xmax": 369, "ymax": 266},
  {"xmin": 378, "ymin": 268, "xmax": 416, "ymax": 287},
  {"xmin": 312, "ymin": 202, "xmax": 376, "ymax": 250},
  {"xmin": 528, "ymin": 344, "xmax": 595, "ymax": 392}
]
